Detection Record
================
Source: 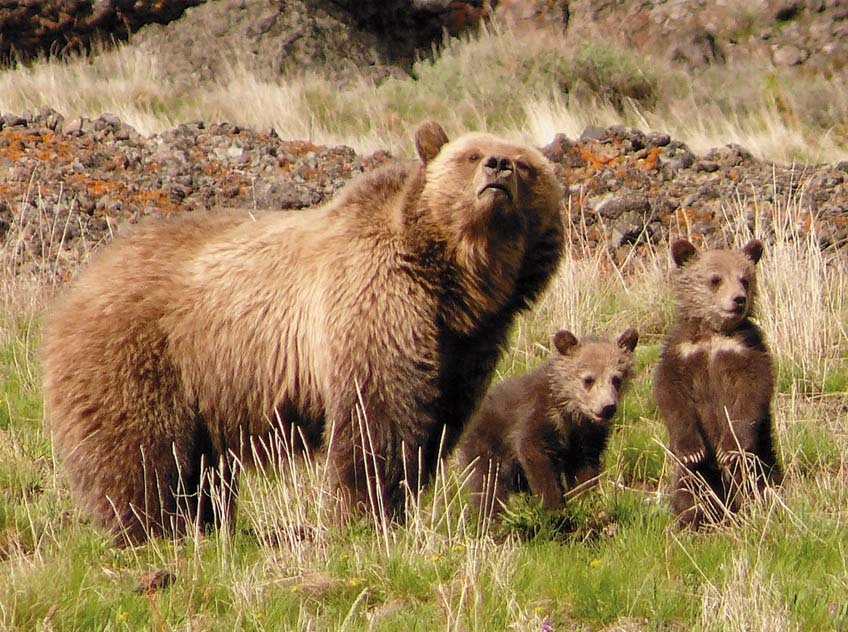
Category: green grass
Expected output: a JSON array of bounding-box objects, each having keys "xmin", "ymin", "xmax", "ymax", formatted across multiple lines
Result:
[
  {"xmin": 0, "ymin": 205, "xmax": 846, "ymax": 632},
  {"xmin": 1, "ymin": 236, "xmax": 846, "ymax": 630}
]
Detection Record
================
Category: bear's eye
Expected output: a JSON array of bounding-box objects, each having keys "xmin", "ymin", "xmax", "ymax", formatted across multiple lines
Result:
[
  {"xmin": 740, "ymin": 277, "xmax": 750, "ymax": 289},
  {"xmin": 582, "ymin": 375, "xmax": 595, "ymax": 389},
  {"xmin": 709, "ymin": 275, "xmax": 721, "ymax": 287},
  {"xmin": 467, "ymin": 152, "xmax": 482, "ymax": 163},
  {"xmin": 611, "ymin": 375, "xmax": 623, "ymax": 390}
]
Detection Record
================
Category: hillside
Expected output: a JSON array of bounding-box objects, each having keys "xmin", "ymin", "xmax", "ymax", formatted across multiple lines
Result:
[{"xmin": 4, "ymin": 1, "xmax": 847, "ymax": 79}]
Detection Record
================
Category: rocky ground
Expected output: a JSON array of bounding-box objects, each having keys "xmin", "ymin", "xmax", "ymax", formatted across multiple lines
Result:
[{"xmin": 2, "ymin": 108, "xmax": 846, "ymax": 282}]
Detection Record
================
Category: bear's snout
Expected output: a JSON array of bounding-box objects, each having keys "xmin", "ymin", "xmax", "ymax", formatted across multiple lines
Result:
[
  {"xmin": 720, "ymin": 287, "xmax": 749, "ymax": 320},
  {"xmin": 477, "ymin": 155, "xmax": 516, "ymax": 202},
  {"xmin": 599, "ymin": 403, "xmax": 617, "ymax": 421},
  {"xmin": 483, "ymin": 155, "xmax": 514, "ymax": 176}
]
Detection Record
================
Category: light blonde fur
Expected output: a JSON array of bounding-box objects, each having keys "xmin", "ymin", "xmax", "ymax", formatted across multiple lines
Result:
[{"xmin": 42, "ymin": 121, "xmax": 564, "ymax": 542}]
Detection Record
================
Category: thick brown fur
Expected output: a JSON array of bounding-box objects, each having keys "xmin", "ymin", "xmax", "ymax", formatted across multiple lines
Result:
[
  {"xmin": 42, "ymin": 121, "xmax": 564, "ymax": 543},
  {"xmin": 457, "ymin": 328, "xmax": 638, "ymax": 514},
  {"xmin": 654, "ymin": 239, "xmax": 782, "ymax": 529}
]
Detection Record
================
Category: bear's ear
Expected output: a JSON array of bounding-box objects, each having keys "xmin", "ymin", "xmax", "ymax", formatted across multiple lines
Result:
[
  {"xmin": 553, "ymin": 330, "xmax": 579, "ymax": 355},
  {"xmin": 415, "ymin": 120, "xmax": 449, "ymax": 165},
  {"xmin": 671, "ymin": 239, "xmax": 697, "ymax": 267},
  {"xmin": 742, "ymin": 239, "xmax": 764, "ymax": 264},
  {"xmin": 616, "ymin": 328, "xmax": 639, "ymax": 353}
]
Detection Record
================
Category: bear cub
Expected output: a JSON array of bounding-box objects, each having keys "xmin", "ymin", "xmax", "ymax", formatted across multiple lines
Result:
[
  {"xmin": 654, "ymin": 239, "xmax": 783, "ymax": 528},
  {"xmin": 458, "ymin": 328, "xmax": 638, "ymax": 514}
]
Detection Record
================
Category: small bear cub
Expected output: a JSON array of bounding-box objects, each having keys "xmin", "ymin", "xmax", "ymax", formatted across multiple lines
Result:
[
  {"xmin": 458, "ymin": 328, "xmax": 638, "ymax": 514},
  {"xmin": 654, "ymin": 238, "xmax": 783, "ymax": 528}
]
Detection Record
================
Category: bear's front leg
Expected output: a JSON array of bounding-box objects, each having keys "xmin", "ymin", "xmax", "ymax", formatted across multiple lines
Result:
[
  {"xmin": 325, "ymin": 392, "xmax": 442, "ymax": 525},
  {"xmin": 716, "ymin": 394, "xmax": 770, "ymax": 458},
  {"xmin": 671, "ymin": 462, "xmax": 724, "ymax": 529},
  {"xmin": 565, "ymin": 464, "xmax": 601, "ymax": 500},
  {"xmin": 662, "ymin": 405, "xmax": 707, "ymax": 467},
  {"xmin": 654, "ymin": 364, "xmax": 707, "ymax": 464},
  {"xmin": 715, "ymin": 397, "xmax": 776, "ymax": 508},
  {"xmin": 714, "ymin": 347, "xmax": 774, "ymax": 458},
  {"xmin": 671, "ymin": 463, "xmax": 712, "ymax": 529},
  {"xmin": 564, "ymin": 423, "xmax": 610, "ymax": 500},
  {"xmin": 671, "ymin": 459, "xmax": 731, "ymax": 529},
  {"xmin": 465, "ymin": 456, "xmax": 514, "ymax": 516},
  {"xmin": 517, "ymin": 441, "xmax": 564, "ymax": 511}
]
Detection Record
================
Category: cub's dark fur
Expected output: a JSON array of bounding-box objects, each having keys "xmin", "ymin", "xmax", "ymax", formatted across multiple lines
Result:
[
  {"xmin": 458, "ymin": 328, "xmax": 638, "ymax": 513},
  {"xmin": 654, "ymin": 238, "xmax": 782, "ymax": 528}
]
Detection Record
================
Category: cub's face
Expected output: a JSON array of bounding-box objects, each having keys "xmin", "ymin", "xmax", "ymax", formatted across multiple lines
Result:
[
  {"xmin": 671, "ymin": 239, "xmax": 763, "ymax": 332},
  {"xmin": 550, "ymin": 328, "xmax": 638, "ymax": 425},
  {"xmin": 415, "ymin": 123, "xmax": 562, "ymax": 243}
]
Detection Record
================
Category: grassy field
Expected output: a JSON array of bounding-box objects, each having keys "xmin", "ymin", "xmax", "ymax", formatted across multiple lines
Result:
[{"xmin": 2, "ymin": 24, "xmax": 848, "ymax": 632}]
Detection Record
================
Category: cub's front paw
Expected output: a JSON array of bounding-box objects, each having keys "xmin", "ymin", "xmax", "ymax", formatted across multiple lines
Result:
[
  {"xmin": 677, "ymin": 448, "xmax": 706, "ymax": 466},
  {"xmin": 716, "ymin": 448, "xmax": 747, "ymax": 467},
  {"xmin": 672, "ymin": 435, "xmax": 706, "ymax": 466}
]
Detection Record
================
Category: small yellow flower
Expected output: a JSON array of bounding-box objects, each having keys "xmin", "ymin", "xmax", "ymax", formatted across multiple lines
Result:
[
  {"xmin": 533, "ymin": 605, "xmax": 547, "ymax": 616},
  {"xmin": 453, "ymin": 544, "xmax": 466, "ymax": 553},
  {"xmin": 117, "ymin": 611, "xmax": 128, "ymax": 623},
  {"xmin": 589, "ymin": 559, "xmax": 602, "ymax": 569},
  {"xmin": 429, "ymin": 553, "xmax": 443, "ymax": 562},
  {"xmin": 347, "ymin": 576, "xmax": 364, "ymax": 588},
  {"xmin": 255, "ymin": 612, "xmax": 265, "ymax": 621}
]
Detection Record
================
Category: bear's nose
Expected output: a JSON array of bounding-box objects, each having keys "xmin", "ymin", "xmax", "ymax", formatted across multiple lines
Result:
[
  {"xmin": 600, "ymin": 404, "xmax": 617, "ymax": 421},
  {"xmin": 484, "ymin": 155, "xmax": 514, "ymax": 175},
  {"xmin": 733, "ymin": 295, "xmax": 747, "ymax": 306}
]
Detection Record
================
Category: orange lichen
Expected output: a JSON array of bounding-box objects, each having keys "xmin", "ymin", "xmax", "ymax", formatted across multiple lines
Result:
[
  {"xmin": 639, "ymin": 146, "xmax": 662, "ymax": 170},
  {"xmin": 578, "ymin": 145, "xmax": 622, "ymax": 171}
]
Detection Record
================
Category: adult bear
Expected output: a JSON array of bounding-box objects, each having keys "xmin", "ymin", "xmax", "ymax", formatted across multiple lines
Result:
[{"xmin": 42, "ymin": 120, "xmax": 564, "ymax": 543}]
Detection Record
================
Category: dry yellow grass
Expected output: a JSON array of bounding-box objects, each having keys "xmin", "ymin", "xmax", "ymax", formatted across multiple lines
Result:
[{"xmin": 2, "ymin": 26, "xmax": 847, "ymax": 163}]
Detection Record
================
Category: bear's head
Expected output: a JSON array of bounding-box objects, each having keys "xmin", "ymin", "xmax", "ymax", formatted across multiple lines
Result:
[
  {"xmin": 414, "ymin": 120, "xmax": 562, "ymax": 249},
  {"xmin": 549, "ymin": 328, "xmax": 639, "ymax": 425},
  {"xmin": 670, "ymin": 239, "xmax": 763, "ymax": 332}
]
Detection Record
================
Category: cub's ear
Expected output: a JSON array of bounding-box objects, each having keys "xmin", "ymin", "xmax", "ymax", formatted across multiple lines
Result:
[
  {"xmin": 617, "ymin": 328, "xmax": 639, "ymax": 353},
  {"xmin": 415, "ymin": 120, "xmax": 450, "ymax": 165},
  {"xmin": 553, "ymin": 330, "xmax": 579, "ymax": 355},
  {"xmin": 742, "ymin": 239, "xmax": 764, "ymax": 264},
  {"xmin": 670, "ymin": 239, "xmax": 697, "ymax": 267}
]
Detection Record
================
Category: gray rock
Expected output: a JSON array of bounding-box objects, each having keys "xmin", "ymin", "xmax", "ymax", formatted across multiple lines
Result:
[
  {"xmin": 647, "ymin": 131, "xmax": 671, "ymax": 147},
  {"xmin": 580, "ymin": 126, "xmax": 609, "ymax": 142},
  {"xmin": 2, "ymin": 113, "xmax": 27, "ymax": 128},
  {"xmin": 610, "ymin": 210, "xmax": 649, "ymax": 247},
  {"xmin": 772, "ymin": 44, "xmax": 810, "ymax": 66},
  {"xmin": 596, "ymin": 192, "xmax": 651, "ymax": 220}
]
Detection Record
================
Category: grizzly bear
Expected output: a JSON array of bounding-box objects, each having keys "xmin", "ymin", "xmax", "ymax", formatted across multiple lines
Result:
[
  {"xmin": 654, "ymin": 238, "xmax": 782, "ymax": 528},
  {"xmin": 42, "ymin": 120, "xmax": 564, "ymax": 543},
  {"xmin": 457, "ymin": 328, "xmax": 638, "ymax": 514}
]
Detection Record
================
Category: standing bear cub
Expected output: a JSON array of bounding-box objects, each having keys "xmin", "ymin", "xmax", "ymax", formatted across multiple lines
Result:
[
  {"xmin": 42, "ymin": 120, "xmax": 564, "ymax": 543},
  {"xmin": 457, "ymin": 328, "xmax": 638, "ymax": 514},
  {"xmin": 654, "ymin": 239, "xmax": 783, "ymax": 528}
]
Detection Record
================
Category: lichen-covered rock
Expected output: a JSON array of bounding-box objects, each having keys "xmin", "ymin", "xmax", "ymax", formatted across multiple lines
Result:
[{"xmin": 2, "ymin": 112, "xmax": 847, "ymax": 282}]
